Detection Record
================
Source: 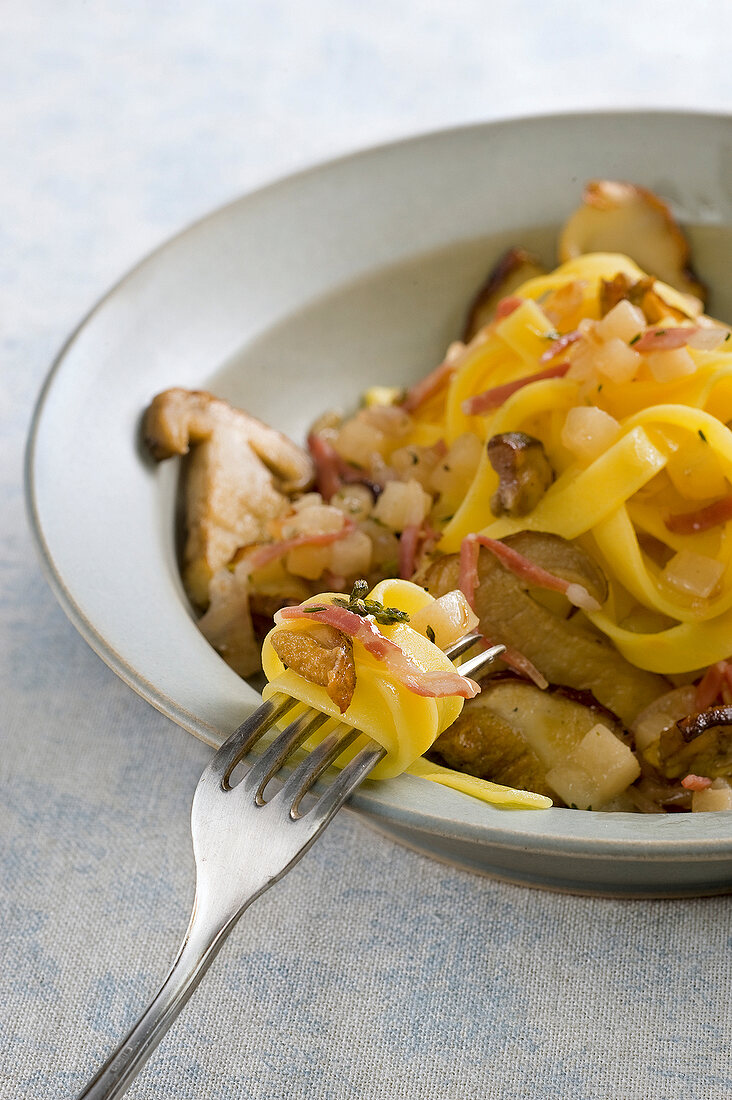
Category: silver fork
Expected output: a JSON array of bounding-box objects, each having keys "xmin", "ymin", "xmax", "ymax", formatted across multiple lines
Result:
[{"xmin": 76, "ymin": 633, "xmax": 503, "ymax": 1099}]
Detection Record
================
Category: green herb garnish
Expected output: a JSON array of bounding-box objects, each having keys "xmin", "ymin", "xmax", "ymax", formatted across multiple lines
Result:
[
  {"xmin": 698, "ymin": 429, "xmax": 707, "ymax": 443},
  {"xmin": 629, "ymin": 333, "xmax": 641, "ymax": 346},
  {"xmin": 332, "ymin": 579, "xmax": 410, "ymax": 625},
  {"xmin": 425, "ymin": 625, "xmax": 436, "ymax": 643}
]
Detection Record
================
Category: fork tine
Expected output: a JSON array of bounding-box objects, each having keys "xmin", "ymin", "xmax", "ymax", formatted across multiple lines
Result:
[
  {"xmin": 455, "ymin": 643, "xmax": 505, "ymax": 679},
  {"xmin": 307, "ymin": 738, "xmax": 386, "ymax": 823},
  {"xmin": 206, "ymin": 691, "xmax": 297, "ymax": 783},
  {"xmin": 445, "ymin": 630, "xmax": 484, "ymax": 659},
  {"xmin": 278, "ymin": 723, "xmax": 363, "ymax": 816},
  {"xmin": 243, "ymin": 706, "xmax": 331, "ymax": 801}
]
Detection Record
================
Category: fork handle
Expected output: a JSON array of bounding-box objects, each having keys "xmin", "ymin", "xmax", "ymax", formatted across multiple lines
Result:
[{"xmin": 75, "ymin": 905, "xmax": 236, "ymax": 1099}]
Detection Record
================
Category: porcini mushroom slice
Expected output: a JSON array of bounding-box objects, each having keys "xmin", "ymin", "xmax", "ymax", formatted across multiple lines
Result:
[
  {"xmin": 143, "ymin": 388, "xmax": 314, "ymax": 608},
  {"xmin": 657, "ymin": 705, "xmax": 732, "ymax": 779},
  {"xmin": 197, "ymin": 560, "xmax": 260, "ymax": 678},
  {"xmin": 429, "ymin": 676, "xmax": 626, "ymax": 802},
  {"xmin": 271, "ymin": 625, "xmax": 356, "ymax": 713},
  {"xmin": 502, "ymin": 531, "xmax": 609, "ymax": 607},
  {"xmin": 462, "ymin": 247, "xmax": 546, "ymax": 341},
  {"xmin": 425, "ymin": 544, "xmax": 668, "ymax": 726},
  {"xmin": 559, "ymin": 180, "xmax": 706, "ymax": 304},
  {"xmin": 487, "ymin": 432, "xmax": 554, "ymax": 518},
  {"xmin": 599, "ymin": 272, "xmax": 698, "ymax": 324}
]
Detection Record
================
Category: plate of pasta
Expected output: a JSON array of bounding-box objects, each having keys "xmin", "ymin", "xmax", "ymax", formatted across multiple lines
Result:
[{"xmin": 27, "ymin": 110, "xmax": 732, "ymax": 896}]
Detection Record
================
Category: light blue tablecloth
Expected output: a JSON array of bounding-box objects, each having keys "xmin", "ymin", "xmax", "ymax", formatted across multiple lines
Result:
[{"xmin": 3, "ymin": 4, "xmax": 732, "ymax": 1097}]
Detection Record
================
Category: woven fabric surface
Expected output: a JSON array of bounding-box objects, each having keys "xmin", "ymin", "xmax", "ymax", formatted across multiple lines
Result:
[{"xmin": 3, "ymin": 3, "xmax": 732, "ymax": 1098}]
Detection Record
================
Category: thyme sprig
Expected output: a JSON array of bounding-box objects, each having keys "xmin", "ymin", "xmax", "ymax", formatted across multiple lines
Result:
[{"xmin": 333, "ymin": 579, "xmax": 411, "ymax": 625}]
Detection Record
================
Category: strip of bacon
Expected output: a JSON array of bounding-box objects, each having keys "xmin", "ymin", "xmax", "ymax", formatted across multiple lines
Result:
[
  {"xmin": 398, "ymin": 523, "xmax": 421, "ymax": 580},
  {"xmin": 457, "ymin": 537, "xmax": 548, "ymax": 689},
  {"xmin": 540, "ymin": 330, "xmax": 581, "ymax": 363},
  {"xmin": 633, "ymin": 326, "xmax": 699, "ymax": 352},
  {"xmin": 681, "ymin": 774, "xmax": 713, "ymax": 791},
  {"xmin": 401, "ymin": 359, "xmax": 456, "ymax": 414},
  {"xmin": 665, "ymin": 495, "xmax": 732, "ymax": 536},
  {"xmin": 462, "ymin": 363, "xmax": 571, "ymax": 416},
  {"xmin": 276, "ymin": 602, "xmax": 480, "ymax": 699},
  {"xmin": 246, "ymin": 516, "xmax": 357, "ymax": 571},
  {"xmin": 307, "ymin": 432, "xmax": 344, "ymax": 501},
  {"xmin": 495, "ymin": 295, "xmax": 523, "ymax": 319},
  {"xmin": 463, "ymin": 534, "xmax": 601, "ymax": 612},
  {"xmin": 694, "ymin": 660, "xmax": 732, "ymax": 710}
]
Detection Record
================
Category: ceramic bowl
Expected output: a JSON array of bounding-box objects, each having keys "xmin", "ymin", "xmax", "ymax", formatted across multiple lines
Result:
[{"xmin": 27, "ymin": 110, "xmax": 732, "ymax": 896}]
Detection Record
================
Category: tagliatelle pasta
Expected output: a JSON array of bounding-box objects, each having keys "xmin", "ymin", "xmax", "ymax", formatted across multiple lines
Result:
[
  {"xmin": 405, "ymin": 253, "xmax": 732, "ymax": 677},
  {"xmin": 261, "ymin": 578, "xmax": 552, "ymax": 807},
  {"xmin": 145, "ymin": 194, "xmax": 732, "ymax": 813}
]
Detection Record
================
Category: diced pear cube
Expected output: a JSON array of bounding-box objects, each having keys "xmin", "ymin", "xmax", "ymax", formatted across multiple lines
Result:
[
  {"xmin": 692, "ymin": 783, "xmax": 732, "ymax": 812},
  {"xmin": 545, "ymin": 723, "xmax": 640, "ymax": 810}
]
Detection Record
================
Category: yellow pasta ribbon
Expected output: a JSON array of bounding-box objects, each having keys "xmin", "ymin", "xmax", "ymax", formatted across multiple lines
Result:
[
  {"xmin": 411, "ymin": 252, "xmax": 732, "ymax": 674},
  {"xmin": 261, "ymin": 579, "xmax": 550, "ymax": 808}
]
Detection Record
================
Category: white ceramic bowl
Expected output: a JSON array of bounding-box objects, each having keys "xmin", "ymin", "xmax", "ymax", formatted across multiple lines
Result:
[{"xmin": 26, "ymin": 110, "xmax": 732, "ymax": 896}]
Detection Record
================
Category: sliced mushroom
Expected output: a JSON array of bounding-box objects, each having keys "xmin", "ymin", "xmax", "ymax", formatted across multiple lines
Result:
[
  {"xmin": 657, "ymin": 705, "xmax": 732, "ymax": 779},
  {"xmin": 425, "ymin": 538, "xmax": 668, "ymax": 726},
  {"xmin": 462, "ymin": 247, "xmax": 546, "ymax": 341},
  {"xmin": 428, "ymin": 675, "xmax": 626, "ymax": 802},
  {"xmin": 487, "ymin": 432, "xmax": 554, "ymax": 518},
  {"xmin": 143, "ymin": 388, "xmax": 314, "ymax": 608},
  {"xmin": 197, "ymin": 560, "xmax": 260, "ymax": 678},
  {"xmin": 270, "ymin": 624, "xmax": 356, "ymax": 713},
  {"xmin": 599, "ymin": 272, "xmax": 698, "ymax": 324},
  {"xmin": 559, "ymin": 180, "xmax": 706, "ymax": 305},
  {"xmin": 503, "ymin": 531, "xmax": 608, "ymax": 606}
]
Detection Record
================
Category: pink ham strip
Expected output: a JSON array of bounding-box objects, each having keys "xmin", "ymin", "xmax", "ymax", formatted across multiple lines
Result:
[
  {"xmin": 246, "ymin": 516, "xmax": 356, "ymax": 571},
  {"xmin": 495, "ymin": 295, "xmax": 523, "ymax": 319},
  {"xmin": 307, "ymin": 432, "xmax": 344, "ymax": 501},
  {"xmin": 401, "ymin": 359, "xmax": 455, "ymax": 414},
  {"xmin": 457, "ymin": 537, "xmax": 548, "ymax": 689},
  {"xmin": 462, "ymin": 363, "xmax": 571, "ymax": 416},
  {"xmin": 665, "ymin": 495, "xmax": 732, "ymax": 536},
  {"xmin": 681, "ymin": 775, "xmax": 713, "ymax": 791},
  {"xmin": 463, "ymin": 534, "xmax": 601, "ymax": 612},
  {"xmin": 398, "ymin": 523, "xmax": 421, "ymax": 580},
  {"xmin": 633, "ymin": 326, "xmax": 699, "ymax": 352},
  {"xmin": 694, "ymin": 660, "xmax": 732, "ymax": 710},
  {"xmin": 276, "ymin": 602, "xmax": 480, "ymax": 699},
  {"xmin": 540, "ymin": 330, "xmax": 581, "ymax": 363}
]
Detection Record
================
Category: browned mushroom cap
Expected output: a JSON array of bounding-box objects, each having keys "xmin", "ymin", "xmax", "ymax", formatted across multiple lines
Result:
[
  {"xmin": 487, "ymin": 432, "xmax": 554, "ymax": 518},
  {"xmin": 657, "ymin": 705, "xmax": 732, "ymax": 779},
  {"xmin": 599, "ymin": 272, "xmax": 698, "ymax": 324},
  {"xmin": 559, "ymin": 180, "xmax": 706, "ymax": 305},
  {"xmin": 197, "ymin": 560, "xmax": 260, "ymax": 678},
  {"xmin": 143, "ymin": 388, "xmax": 314, "ymax": 608},
  {"xmin": 425, "ymin": 540, "xmax": 668, "ymax": 726},
  {"xmin": 428, "ymin": 675, "xmax": 626, "ymax": 803},
  {"xmin": 271, "ymin": 624, "xmax": 356, "ymax": 713},
  {"xmin": 462, "ymin": 247, "xmax": 547, "ymax": 341}
]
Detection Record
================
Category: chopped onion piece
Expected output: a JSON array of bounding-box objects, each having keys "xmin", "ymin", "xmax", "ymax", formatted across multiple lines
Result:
[
  {"xmin": 661, "ymin": 549, "xmax": 724, "ymax": 599},
  {"xmin": 645, "ymin": 347, "xmax": 697, "ymax": 382},
  {"xmin": 593, "ymin": 338, "xmax": 641, "ymax": 383},
  {"xmin": 409, "ymin": 591, "xmax": 479, "ymax": 650},
  {"xmin": 372, "ymin": 479, "xmax": 432, "ymax": 532},
  {"xmin": 561, "ymin": 406, "xmax": 621, "ymax": 463},
  {"xmin": 595, "ymin": 299, "xmax": 646, "ymax": 343}
]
